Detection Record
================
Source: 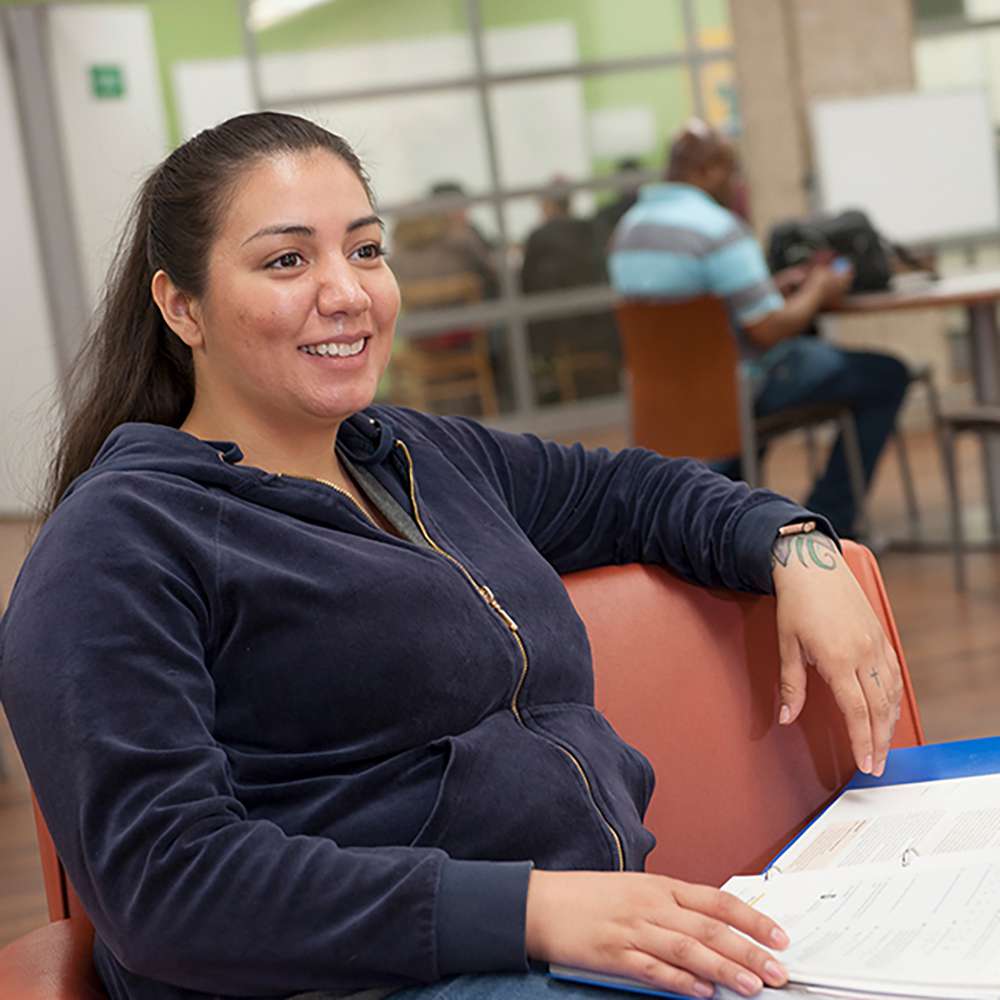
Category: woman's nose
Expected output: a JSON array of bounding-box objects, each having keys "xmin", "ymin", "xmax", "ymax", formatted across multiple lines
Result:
[{"xmin": 317, "ymin": 258, "xmax": 371, "ymax": 315}]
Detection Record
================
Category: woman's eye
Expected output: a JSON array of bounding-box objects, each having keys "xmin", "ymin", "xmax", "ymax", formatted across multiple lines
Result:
[
  {"xmin": 268, "ymin": 251, "xmax": 305, "ymax": 270},
  {"xmin": 353, "ymin": 243, "xmax": 386, "ymax": 262}
]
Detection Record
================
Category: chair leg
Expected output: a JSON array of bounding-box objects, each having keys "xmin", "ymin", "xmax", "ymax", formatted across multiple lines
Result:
[
  {"xmin": 804, "ymin": 426, "xmax": 821, "ymax": 479},
  {"xmin": 893, "ymin": 430, "xmax": 921, "ymax": 535},
  {"xmin": 940, "ymin": 423, "xmax": 966, "ymax": 591},
  {"xmin": 839, "ymin": 411, "xmax": 869, "ymax": 538}
]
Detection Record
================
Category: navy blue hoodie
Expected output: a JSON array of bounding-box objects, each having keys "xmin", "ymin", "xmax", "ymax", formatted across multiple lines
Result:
[{"xmin": 0, "ymin": 407, "xmax": 825, "ymax": 1000}]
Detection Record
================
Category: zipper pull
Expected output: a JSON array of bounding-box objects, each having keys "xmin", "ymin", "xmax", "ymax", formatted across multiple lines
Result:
[{"xmin": 480, "ymin": 585, "xmax": 519, "ymax": 632}]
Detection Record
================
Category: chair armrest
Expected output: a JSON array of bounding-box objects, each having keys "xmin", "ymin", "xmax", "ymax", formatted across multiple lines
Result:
[{"xmin": 0, "ymin": 920, "xmax": 106, "ymax": 1000}]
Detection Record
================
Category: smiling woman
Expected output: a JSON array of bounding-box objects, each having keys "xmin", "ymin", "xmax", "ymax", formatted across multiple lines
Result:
[{"xmin": 0, "ymin": 112, "xmax": 905, "ymax": 1000}]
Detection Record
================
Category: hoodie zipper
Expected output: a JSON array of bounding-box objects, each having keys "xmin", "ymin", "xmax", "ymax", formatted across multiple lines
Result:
[
  {"xmin": 276, "ymin": 473, "xmax": 380, "ymax": 529},
  {"xmin": 395, "ymin": 439, "xmax": 625, "ymax": 871}
]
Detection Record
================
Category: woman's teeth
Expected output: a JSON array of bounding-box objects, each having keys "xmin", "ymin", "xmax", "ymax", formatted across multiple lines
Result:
[{"xmin": 300, "ymin": 339, "xmax": 366, "ymax": 357}]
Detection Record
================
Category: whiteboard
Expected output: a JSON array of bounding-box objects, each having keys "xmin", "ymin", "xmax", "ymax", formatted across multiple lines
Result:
[{"xmin": 810, "ymin": 90, "xmax": 1000, "ymax": 244}]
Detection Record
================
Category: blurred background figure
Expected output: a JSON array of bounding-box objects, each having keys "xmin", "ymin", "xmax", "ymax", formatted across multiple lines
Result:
[
  {"xmin": 591, "ymin": 157, "xmax": 644, "ymax": 257},
  {"xmin": 609, "ymin": 121, "xmax": 910, "ymax": 539},
  {"xmin": 390, "ymin": 180, "xmax": 499, "ymax": 307},
  {"xmin": 521, "ymin": 177, "xmax": 621, "ymax": 404}
]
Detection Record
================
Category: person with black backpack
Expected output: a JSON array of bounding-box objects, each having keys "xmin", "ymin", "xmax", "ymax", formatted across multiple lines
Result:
[{"xmin": 608, "ymin": 120, "xmax": 910, "ymax": 539}]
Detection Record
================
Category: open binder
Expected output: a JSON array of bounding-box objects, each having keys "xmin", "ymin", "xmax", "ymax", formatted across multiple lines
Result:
[{"xmin": 549, "ymin": 736, "xmax": 1000, "ymax": 1000}]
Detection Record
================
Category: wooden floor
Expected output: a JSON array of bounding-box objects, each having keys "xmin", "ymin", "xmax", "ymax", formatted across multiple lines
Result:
[{"xmin": 2, "ymin": 427, "xmax": 1000, "ymax": 948}]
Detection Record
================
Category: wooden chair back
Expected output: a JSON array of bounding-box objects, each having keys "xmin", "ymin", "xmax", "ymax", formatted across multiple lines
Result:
[{"xmin": 615, "ymin": 296, "xmax": 747, "ymax": 462}]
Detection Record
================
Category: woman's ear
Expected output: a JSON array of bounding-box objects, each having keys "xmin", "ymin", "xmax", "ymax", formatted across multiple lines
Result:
[{"xmin": 151, "ymin": 270, "xmax": 204, "ymax": 350}]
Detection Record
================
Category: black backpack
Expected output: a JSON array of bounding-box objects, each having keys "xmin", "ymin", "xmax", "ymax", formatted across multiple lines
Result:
[{"xmin": 767, "ymin": 209, "xmax": 894, "ymax": 293}]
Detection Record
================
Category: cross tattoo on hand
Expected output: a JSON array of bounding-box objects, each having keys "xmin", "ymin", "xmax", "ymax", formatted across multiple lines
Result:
[{"xmin": 869, "ymin": 667, "xmax": 881, "ymax": 688}]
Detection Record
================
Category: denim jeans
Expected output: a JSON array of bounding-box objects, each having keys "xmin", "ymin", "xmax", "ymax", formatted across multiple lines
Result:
[
  {"xmin": 719, "ymin": 337, "xmax": 910, "ymax": 537},
  {"xmin": 294, "ymin": 971, "xmax": 650, "ymax": 1000},
  {"xmin": 391, "ymin": 970, "xmax": 649, "ymax": 999}
]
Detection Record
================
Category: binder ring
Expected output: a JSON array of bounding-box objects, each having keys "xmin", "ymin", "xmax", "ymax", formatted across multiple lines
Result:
[{"xmin": 901, "ymin": 846, "xmax": 920, "ymax": 867}]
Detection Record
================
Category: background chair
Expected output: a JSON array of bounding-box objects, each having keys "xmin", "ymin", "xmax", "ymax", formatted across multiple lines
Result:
[
  {"xmin": 937, "ymin": 404, "xmax": 1000, "ymax": 590},
  {"xmin": 391, "ymin": 273, "xmax": 499, "ymax": 417},
  {"xmin": 615, "ymin": 296, "xmax": 869, "ymax": 531},
  {"xmin": 0, "ymin": 541, "xmax": 921, "ymax": 996}
]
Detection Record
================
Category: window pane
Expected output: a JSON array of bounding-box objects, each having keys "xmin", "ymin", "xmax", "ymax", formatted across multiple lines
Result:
[
  {"xmin": 694, "ymin": 0, "xmax": 734, "ymax": 49},
  {"xmin": 912, "ymin": 0, "xmax": 965, "ymax": 19},
  {"xmin": 251, "ymin": 0, "xmax": 473, "ymax": 96},
  {"xmin": 913, "ymin": 32, "xmax": 1000, "ymax": 122},
  {"xmin": 501, "ymin": 191, "xmax": 622, "ymax": 407},
  {"xmin": 528, "ymin": 307, "xmax": 623, "ymax": 407},
  {"xmin": 489, "ymin": 66, "xmax": 693, "ymax": 193},
  {"xmin": 480, "ymin": 0, "xmax": 686, "ymax": 72},
  {"xmin": 381, "ymin": 324, "xmax": 516, "ymax": 417},
  {"xmin": 385, "ymin": 202, "xmax": 503, "ymax": 315},
  {"xmin": 698, "ymin": 59, "xmax": 739, "ymax": 132},
  {"xmin": 280, "ymin": 93, "xmax": 492, "ymax": 204},
  {"xmin": 968, "ymin": 0, "xmax": 1000, "ymax": 20}
]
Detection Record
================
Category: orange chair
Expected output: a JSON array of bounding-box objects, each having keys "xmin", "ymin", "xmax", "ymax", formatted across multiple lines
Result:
[
  {"xmin": 615, "ymin": 297, "xmax": 869, "ymax": 529},
  {"xmin": 0, "ymin": 540, "xmax": 921, "ymax": 996}
]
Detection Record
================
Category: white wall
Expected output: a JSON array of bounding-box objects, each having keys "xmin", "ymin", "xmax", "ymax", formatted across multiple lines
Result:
[
  {"xmin": 48, "ymin": 4, "xmax": 169, "ymax": 306},
  {"xmin": 0, "ymin": 21, "xmax": 61, "ymax": 516}
]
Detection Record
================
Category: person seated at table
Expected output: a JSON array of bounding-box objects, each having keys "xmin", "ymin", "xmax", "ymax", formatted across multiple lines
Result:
[
  {"xmin": 521, "ymin": 178, "xmax": 620, "ymax": 399},
  {"xmin": 608, "ymin": 119, "xmax": 911, "ymax": 539},
  {"xmin": 0, "ymin": 111, "xmax": 903, "ymax": 1000},
  {"xmin": 390, "ymin": 180, "xmax": 499, "ymax": 304}
]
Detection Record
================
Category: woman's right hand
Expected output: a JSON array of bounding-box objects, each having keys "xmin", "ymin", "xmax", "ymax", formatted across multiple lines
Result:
[{"xmin": 524, "ymin": 870, "xmax": 790, "ymax": 998}]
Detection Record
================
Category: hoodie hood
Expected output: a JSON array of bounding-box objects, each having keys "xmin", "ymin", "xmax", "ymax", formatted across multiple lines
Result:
[{"xmin": 63, "ymin": 408, "xmax": 399, "ymax": 505}]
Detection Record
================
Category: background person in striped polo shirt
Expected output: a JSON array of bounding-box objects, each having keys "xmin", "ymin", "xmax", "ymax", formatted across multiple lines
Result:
[{"xmin": 607, "ymin": 121, "xmax": 909, "ymax": 540}]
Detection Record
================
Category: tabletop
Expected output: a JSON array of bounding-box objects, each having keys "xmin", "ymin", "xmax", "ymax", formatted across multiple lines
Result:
[{"xmin": 832, "ymin": 269, "xmax": 1000, "ymax": 314}]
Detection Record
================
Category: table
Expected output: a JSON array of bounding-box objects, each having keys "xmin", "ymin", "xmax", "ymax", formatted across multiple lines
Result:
[{"xmin": 831, "ymin": 270, "xmax": 1000, "ymax": 535}]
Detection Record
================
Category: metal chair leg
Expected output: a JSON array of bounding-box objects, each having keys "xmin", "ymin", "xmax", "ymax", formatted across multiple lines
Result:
[
  {"xmin": 940, "ymin": 423, "xmax": 966, "ymax": 591},
  {"xmin": 839, "ymin": 410, "xmax": 869, "ymax": 538},
  {"xmin": 893, "ymin": 430, "xmax": 921, "ymax": 535},
  {"xmin": 804, "ymin": 426, "xmax": 821, "ymax": 480}
]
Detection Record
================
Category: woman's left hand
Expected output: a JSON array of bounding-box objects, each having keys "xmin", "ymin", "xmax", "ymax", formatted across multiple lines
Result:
[{"xmin": 771, "ymin": 530, "xmax": 903, "ymax": 777}]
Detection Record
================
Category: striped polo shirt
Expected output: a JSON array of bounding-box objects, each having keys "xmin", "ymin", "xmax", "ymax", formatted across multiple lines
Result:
[{"xmin": 608, "ymin": 182, "xmax": 783, "ymax": 346}]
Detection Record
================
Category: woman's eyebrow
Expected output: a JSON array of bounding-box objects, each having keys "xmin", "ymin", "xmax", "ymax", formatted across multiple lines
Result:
[
  {"xmin": 242, "ymin": 224, "xmax": 314, "ymax": 246},
  {"xmin": 242, "ymin": 215, "xmax": 383, "ymax": 246},
  {"xmin": 347, "ymin": 214, "xmax": 384, "ymax": 233}
]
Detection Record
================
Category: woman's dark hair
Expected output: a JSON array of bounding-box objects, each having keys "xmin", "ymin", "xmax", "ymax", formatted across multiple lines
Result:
[{"xmin": 43, "ymin": 111, "xmax": 372, "ymax": 519}]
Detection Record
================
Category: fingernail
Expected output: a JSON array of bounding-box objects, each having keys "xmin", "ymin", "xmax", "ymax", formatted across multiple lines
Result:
[
  {"xmin": 764, "ymin": 960, "xmax": 788, "ymax": 984},
  {"xmin": 736, "ymin": 971, "xmax": 762, "ymax": 995},
  {"xmin": 779, "ymin": 704, "xmax": 791, "ymax": 725},
  {"xmin": 770, "ymin": 926, "xmax": 790, "ymax": 947},
  {"xmin": 862, "ymin": 754, "xmax": 873, "ymax": 774},
  {"xmin": 693, "ymin": 982, "xmax": 715, "ymax": 998}
]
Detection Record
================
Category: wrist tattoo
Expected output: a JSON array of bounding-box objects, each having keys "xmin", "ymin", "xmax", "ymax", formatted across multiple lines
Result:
[{"xmin": 771, "ymin": 532, "xmax": 838, "ymax": 571}]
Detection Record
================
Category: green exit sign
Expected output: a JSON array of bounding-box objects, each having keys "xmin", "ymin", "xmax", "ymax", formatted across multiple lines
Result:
[{"xmin": 90, "ymin": 64, "xmax": 125, "ymax": 100}]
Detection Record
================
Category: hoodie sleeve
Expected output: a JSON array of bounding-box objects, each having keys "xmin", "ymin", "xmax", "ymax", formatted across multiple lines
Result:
[
  {"xmin": 0, "ymin": 481, "xmax": 530, "ymax": 996},
  {"xmin": 410, "ymin": 413, "xmax": 835, "ymax": 594}
]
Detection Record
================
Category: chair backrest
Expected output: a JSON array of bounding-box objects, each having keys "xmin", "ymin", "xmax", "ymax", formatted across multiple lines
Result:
[
  {"xmin": 399, "ymin": 272, "xmax": 482, "ymax": 310},
  {"xmin": 615, "ymin": 296, "xmax": 746, "ymax": 462},
  {"xmin": 561, "ymin": 539, "xmax": 923, "ymax": 886},
  {"xmin": 29, "ymin": 540, "xmax": 921, "ymax": 937}
]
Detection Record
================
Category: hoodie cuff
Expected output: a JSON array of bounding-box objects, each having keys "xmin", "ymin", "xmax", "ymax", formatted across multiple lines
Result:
[
  {"xmin": 435, "ymin": 859, "xmax": 533, "ymax": 977},
  {"xmin": 732, "ymin": 500, "xmax": 839, "ymax": 595}
]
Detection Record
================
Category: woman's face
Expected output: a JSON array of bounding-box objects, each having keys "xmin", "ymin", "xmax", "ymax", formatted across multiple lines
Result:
[{"xmin": 188, "ymin": 149, "xmax": 400, "ymax": 432}]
